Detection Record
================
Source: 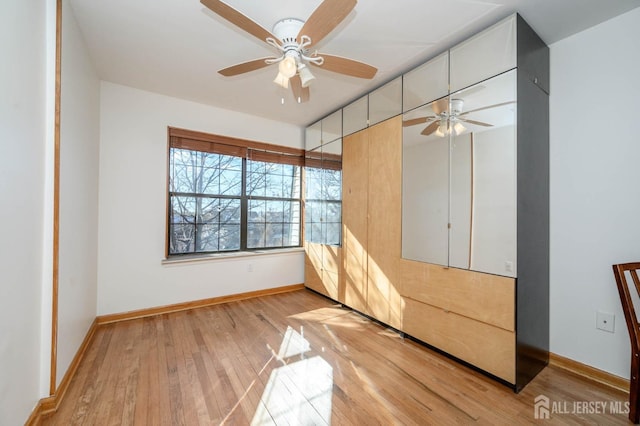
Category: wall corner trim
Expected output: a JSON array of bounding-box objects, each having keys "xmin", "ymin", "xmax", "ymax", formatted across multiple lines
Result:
[{"xmin": 26, "ymin": 318, "xmax": 98, "ymax": 425}]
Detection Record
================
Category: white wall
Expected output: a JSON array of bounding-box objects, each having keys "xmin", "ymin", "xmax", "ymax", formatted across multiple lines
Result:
[
  {"xmin": 56, "ymin": 0, "xmax": 100, "ymax": 387},
  {"xmin": 97, "ymin": 83, "xmax": 305, "ymax": 315},
  {"xmin": 0, "ymin": 0, "xmax": 50, "ymax": 423},
  {"xmin": 550, "ymin": 6, "xmax": 640, "ymax": 379}
]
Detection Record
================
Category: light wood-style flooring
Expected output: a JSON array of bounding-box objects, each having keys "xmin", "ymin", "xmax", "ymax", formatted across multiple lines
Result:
[{"xmin": 43, "ymin": 289, "xmax": 630, "ymax": 425}]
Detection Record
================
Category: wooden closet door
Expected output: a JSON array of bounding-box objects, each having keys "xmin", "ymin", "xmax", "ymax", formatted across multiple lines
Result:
[
  {"xmin": 367, "ymin": 116, "xmax": 403, "ymax": 328},
  {"xmin": 342, "ymin": 130, "xmax": 369, "ymax": 313}
]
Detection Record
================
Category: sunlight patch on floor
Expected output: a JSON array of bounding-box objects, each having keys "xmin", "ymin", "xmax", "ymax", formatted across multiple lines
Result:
[
  {"xmin": 251, "ymin": 326, "xmax": 333, "ymax": 425},
  {"xmin": 252, "ymin": 356, "xmax": 333, "ymax": 425}
]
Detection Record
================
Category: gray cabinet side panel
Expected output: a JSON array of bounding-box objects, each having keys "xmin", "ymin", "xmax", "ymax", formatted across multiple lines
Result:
[
  {"xmin": 516, "ymin": 71, "xmax": 550, "ymax": 391},
  {"xmin": 517, "ymin": 14, "xmax": 550, "ymax": 95}
]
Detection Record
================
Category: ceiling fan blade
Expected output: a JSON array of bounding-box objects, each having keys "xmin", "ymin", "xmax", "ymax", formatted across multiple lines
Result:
[
  {"xmin": 297, "ymin": 0, "xmax": 357, "ymax": 46},
  {"xmin": 290, "ymin": 75, "xmax": 310, "ymax": 103},
  {"xmin": 311, "ymin": 54, "xmax": 377, "ymax": 79},
  {"xmin": 459, "ymin": 101, "xmax": 515, "ymax": 116},
  {"xmin": 200, "ymin": 0, "xmax": 277, "ymax": 43},
  {"xmin": 218, "ymin": 57, "xmax": 275, "ymax": 76},
  {"xmin": 431, "ymin": 98, "xmax": 448, "ymax": 115},
  {"xmin": 421, "ymin": 121, "xmax": 441, "ymax": 136},
  {"xmin": 403, "ymin": 116, "xmax": 435, "ymax": 127},
  {"xmin": 459, "ymin": 118, "xmax": 493, "ymax": 127}
]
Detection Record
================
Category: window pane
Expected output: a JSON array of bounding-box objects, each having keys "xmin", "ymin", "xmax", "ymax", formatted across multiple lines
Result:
[
  {"xmin": 219, "ymin": 224, "xmax": 240, "ymax": 250},
  {"xmin": 195, "ymin": 166, "xmax": 216, "ymax": 194},
  {"xmin": 221, "ymin": 155, "xmax": 242, "ymax": 171},
  {"xmin": 171, "ymin": 162, "xmax": 196, "ymax": 193},
  {"xmin": 266, "ymin": 223, "xmax": 283, "ymax": 247},
  {"xmin": 219, "ymin": 199, "xmax": 241, "ymax": 225},
  {"xmin": 285, "ymin": 201, "xmax": 300, "ymax": 223},
  {"xmin": 266, "ymin": 162, "xmax": 283, "ymax": 176},
  {"xmin": 266, "ymin": 200, "xmax": 284, "ymax": 223},
  {"xmin": 248, "ymin": 223, "xmax": 266, "ymax": 248},
  {"xmin": 283, "ymin": 223, "xmax": 292, "ymax": 246},
  {"xmin": 171, "ymin": 196, "xmax": 195, "ymax": 224},
  {"xmin": 248, "ymin": 199, "xmax": 265, "ymax": 223},
  {"xmin": 283, "ymin": 223, "xmax": 300, "ymax": 246},
  {"xmin": 202, "ymin": 152, "xmax": 219, "ymax": 168},
  {"xmin": 281, "ymin": 174, "xmax": 295, "ymax": 198},
  {"xmin": 198, "ymin": 198, "xmax": 219, "ymax": 224},
  {"xmin": 170, "ymin": 224, "xmax": 195, "ymax": 254},
  {"xmin": 266, "ymin": 173, "xmax": 284, "ymax": 198},
  {"xmin": 196, "ymin": 223, "xmax": 219, "ymax": 252},
  {"xmin": 248, "ymin": 159, "xmax": 265, "ymax": 174},
  {"xmin": 220, "ymin": 169, "xmax": 242, "ymax": 196},
  {"xmin": 247, "ymin": 160, "xmax": 301, "ymax": 199},
  {"xmin": 247, "ymin": 171, "xmax": 266, "ymax": 197}
]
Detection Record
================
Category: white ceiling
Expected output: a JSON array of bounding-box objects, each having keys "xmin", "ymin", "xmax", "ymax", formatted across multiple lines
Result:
[{"xmin": 68, "ymin": 0, "xmax": 639, "ymax": 127}]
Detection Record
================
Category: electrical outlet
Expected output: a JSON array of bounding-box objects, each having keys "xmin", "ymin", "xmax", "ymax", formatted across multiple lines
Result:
[{"xmin": 596, "ymin": 311, "xmax": 615, "ymax": 333}]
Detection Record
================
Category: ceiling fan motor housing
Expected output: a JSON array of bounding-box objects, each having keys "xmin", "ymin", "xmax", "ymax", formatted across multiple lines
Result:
[
  {"xmin": 450, "ymin": 98, "xmax": 464, "ymax": 116},
  {"xmin": 273, "ymin": 18, "xmax": 305, "ymax": 45}
]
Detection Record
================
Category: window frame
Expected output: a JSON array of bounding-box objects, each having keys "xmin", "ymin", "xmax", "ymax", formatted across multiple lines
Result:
[{"xmin": 166, "ymin": 127, "xmax": 305, "ymax": 258}]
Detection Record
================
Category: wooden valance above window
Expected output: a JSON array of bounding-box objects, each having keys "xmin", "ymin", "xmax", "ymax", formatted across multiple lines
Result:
[{"xmin": 168, "ymin": 127, "xmax": 305, "ymax": 166}]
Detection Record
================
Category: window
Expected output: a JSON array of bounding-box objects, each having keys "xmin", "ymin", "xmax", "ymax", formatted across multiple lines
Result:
[{"xmin": 167, "ymin": 128, "xmax": 303, "ymax": 256}]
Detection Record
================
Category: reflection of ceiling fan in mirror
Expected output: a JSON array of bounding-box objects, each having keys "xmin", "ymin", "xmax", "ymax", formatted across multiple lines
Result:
[
  {"xmin": 201, "ymin": 0, "xmax": 377, "ymax": 103},
  {"xmin": 403, "ymin": 98, "xmax": 515, "ymax": 137}
]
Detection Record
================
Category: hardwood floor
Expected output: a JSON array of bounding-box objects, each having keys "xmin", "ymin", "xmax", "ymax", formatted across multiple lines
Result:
[{"xmin": 43, "ymin": 289, "xmax": 630, "ymax": 425}]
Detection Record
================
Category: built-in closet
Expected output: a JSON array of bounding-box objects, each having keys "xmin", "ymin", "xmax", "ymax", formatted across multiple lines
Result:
[{"xmin": 303, "ymin": 13, "xmax": 549, "ymax": 391}]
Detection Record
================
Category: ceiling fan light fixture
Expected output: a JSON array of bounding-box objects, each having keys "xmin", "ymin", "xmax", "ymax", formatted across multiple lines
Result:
[
  {"xmin": 452, "ymin": 121, "xmax": 466, "ymax": 135},
  {"xmin": 298, "ymin": 63, "xmax": 315, "ymax": 88},
  {"xmin": 278, "ymin": 55, "xmax": 297, "ymax": 78},
  {"xmin": 435, "ymin": 120, "xmax": 448, "ymax": 137},
  {"xmin": 273, "ymin": 71, "xmax": 289, "ymax": 89}
]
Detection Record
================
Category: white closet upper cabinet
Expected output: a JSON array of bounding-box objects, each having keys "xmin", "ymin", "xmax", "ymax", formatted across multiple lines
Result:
[
  {"xmin": 342, "ymin": 95, "xmax": 368, "ymax": 137},
  {"xmin": 322, "ymin": 110, "xmax": 342, "ymax": 145},
  {"xmin": 305, "ymin": 120, "xmax": 322, "ymax": 151},
  {"xmin": 403, "ymin": 52, "xmax": 449, "ymax": 113},
  {"xmin": 369, "ymin": 77, "xmax": 402, "ymax": 126},
  {"xmin": 449, "ymin": 15, "xmax": 517, "ymax": 93}
]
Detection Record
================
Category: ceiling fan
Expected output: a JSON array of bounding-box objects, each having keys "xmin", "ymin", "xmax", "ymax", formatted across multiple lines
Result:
[
  {"xmin": 403, "ymin": 97, "xmax": 515, "ymax": 137},
  {"xmin": 200, "ymin": 0, "xmax": 377, "ymax": 103}
]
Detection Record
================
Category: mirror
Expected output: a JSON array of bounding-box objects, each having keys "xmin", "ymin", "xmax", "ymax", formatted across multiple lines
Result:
[
  {"xmin": 403, "ymin": 51, "xmax": 449, "ymax": 113},
  {"xmin": 343, "ymin": 95, "xmax": 368, "ymax": 137},
  {"xmin": 402, "ymin": 96, "xmax": 450, "ymax": 266},
  {"xmin": 305, "ymin": 139, "xmax": 342, "ymax": 246},
  {"xmin": 322, "ymin": 110, "xmax": 342, "ymax": 144},
  {"xmin": 305, "ymin": 120, "xmax": 322, "ymax": 151},
  {"xmin": 402, "ymin": 69, "xmax": 517, "ymax": 277},
  {"xmin": 369, "ymin": 77, "xmax": 402, "ymax": 126}
]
